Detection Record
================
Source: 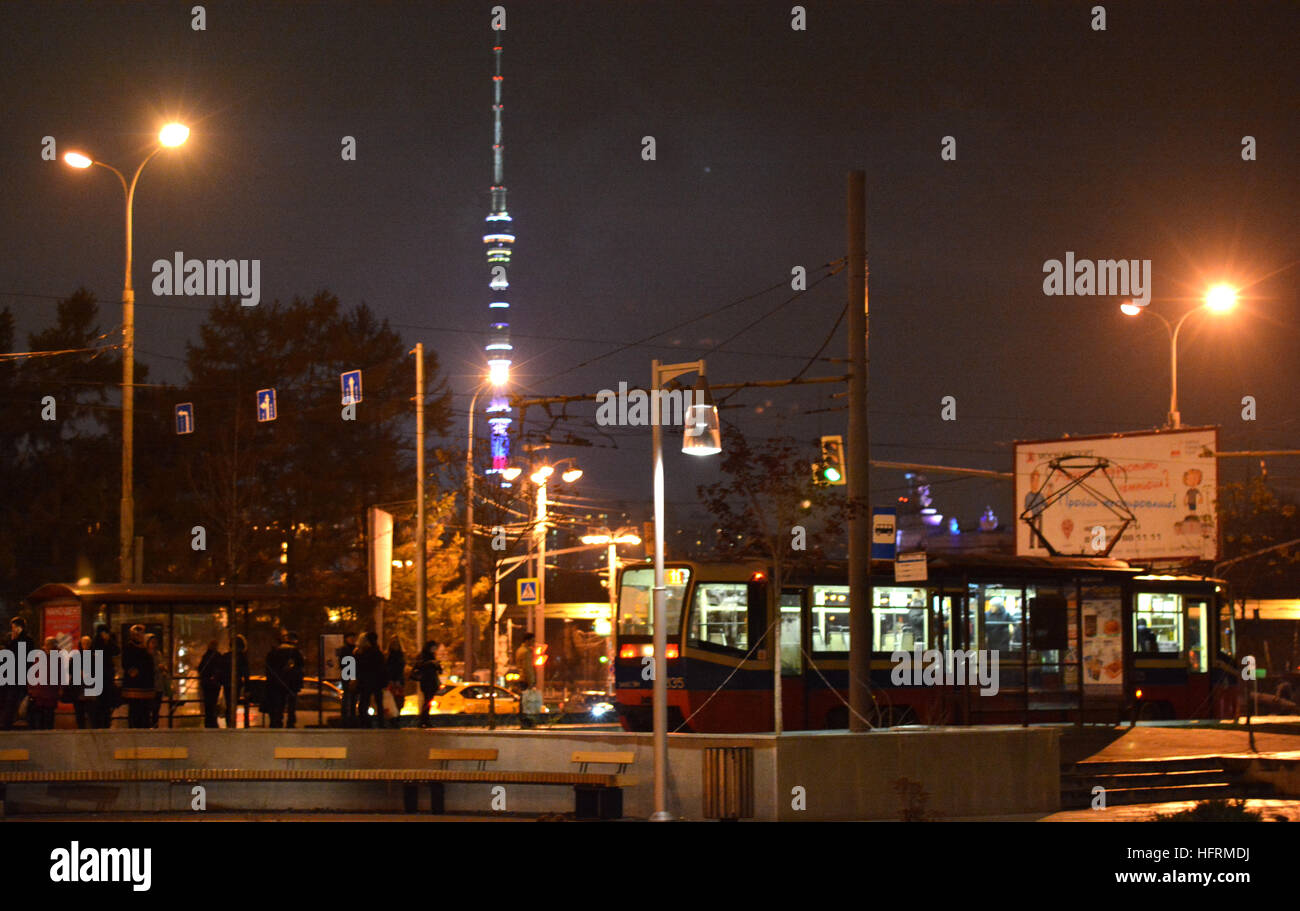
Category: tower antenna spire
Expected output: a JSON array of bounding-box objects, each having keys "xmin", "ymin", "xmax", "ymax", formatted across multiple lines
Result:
[{"xmin": 484, "ymin": 26, "xmax": 514, "ymax": 472}]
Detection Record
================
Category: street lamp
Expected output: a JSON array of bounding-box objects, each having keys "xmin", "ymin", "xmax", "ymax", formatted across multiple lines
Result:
[
  {"xmin": 1120, "ymin": 284, "xmax": 1238, "ymax": 429},
  {"xmin": 650, "ymin": 359, "xmax": 723, "ymax": 821},
  {"xmin": 465, "ymin": 370, "xmax": 509, "ymax": 681},
  {"xmin": 581, "ymin": 526, "xmax": 642, "ymax": 692},
  {"xmin": 63, "ymin": 122, "xmax": 191, "ymax": 582},
  {"xmin": 527, "ymin": 456, "xmax": 582, "ymax": 697}
]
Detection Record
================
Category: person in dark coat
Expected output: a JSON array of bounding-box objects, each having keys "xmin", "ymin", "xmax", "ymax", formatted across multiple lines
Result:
[
  {"xmin": 0, "ymin": 617, "xmax": 35, "ymax": 729},
  {"xmin": 89, "ymin": 625, "xmax": 120, "ymax": 728},
  {"xmin": 384, "ymin": 638, "xmax": 406, "ymax": 728},
  {"xmin": 120, "ymin": 625, "xmax": 155, "ymax": 729},
  {"xmin": 337, "ymin": 632, "xmax": 358, "ymax": 727},
  {"xmin": 70, "ymin": 635, "xmax": 95, "ymax": 729},
  {"xmin": 223, "ymin": 635, "xmax": 250, "ymax": 728},
  {"xmin": 27, "ymin": 637, "xmax": 62, "ymax": 730},
  {"xmin": 264, "ymin": 631, "xmax": 306, "ymax": 728},
  {"xmin": 197, "ymin": 640, "xmax": 224, "ymax": 728},
  {"xmin": 354, "ymin": 632, "xmax": 387, "ymax": 729},
  {"xmin": 410, "ymin": 641, "xmax": 443, "ymax": 728}
]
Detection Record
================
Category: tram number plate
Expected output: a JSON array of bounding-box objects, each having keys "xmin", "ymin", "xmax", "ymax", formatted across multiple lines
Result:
[{"xmin": 667, "ymin": 677, "xmax": 685, "ymax": 688}]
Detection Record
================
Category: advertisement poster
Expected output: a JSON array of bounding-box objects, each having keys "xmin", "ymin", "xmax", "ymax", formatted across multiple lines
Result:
[
  {"xmin": 41, "ymin": 601, "xmax": 81, "ymax": 650},
  {"xmin": 1081, "ymin": 597, "xmax": 1123, "ymax": 691},
  {"xmin": 1014, "ymin": 427, "xmax": 1217, "ymax": 561}
]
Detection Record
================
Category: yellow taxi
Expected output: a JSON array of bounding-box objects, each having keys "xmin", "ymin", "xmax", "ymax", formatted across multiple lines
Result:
[{"xmin": 428, "ymin": 683, "xmax": 523, "ymax": 715}]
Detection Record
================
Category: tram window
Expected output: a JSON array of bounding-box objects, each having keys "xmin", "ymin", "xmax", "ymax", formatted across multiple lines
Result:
[
  {"xmin": 688, "ymin": 582, "xmax": 750, "ymax": 650},
  {"xmin": 1134, "ymin": 593, "xmax": 1182, "ymax": 656},
  {"xmin": 1186, "ymin": 599, "xmax": 1209, "ymax": 672},
  {"xmin": 780, "ymin": 591, "xmax": 803, "ymax": 675},
  {"xmin": 812, "ymin": 586, "xmax": 850, "ymax": 652},
  {"xmin": 970, "ymin": 584, "xmax": 1023, "ymax": 655},
  {"xmin": 618, "ymin": 567, "xmax": 690, "ymax": 637},
  {"xmin": 874, "ymin": 587, "xmax": 927, "ymax": 652}
]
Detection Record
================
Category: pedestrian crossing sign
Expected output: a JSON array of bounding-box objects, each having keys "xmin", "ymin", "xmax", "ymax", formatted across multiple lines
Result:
[{"xmin": 517, "ymin": 578, "xmax": 539, "ymax": 605}]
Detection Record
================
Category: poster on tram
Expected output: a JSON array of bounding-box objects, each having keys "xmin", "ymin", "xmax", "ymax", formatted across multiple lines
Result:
[{"xmin": 1014, "ymin": 427, "xmax": 1218, "ymax": 561}]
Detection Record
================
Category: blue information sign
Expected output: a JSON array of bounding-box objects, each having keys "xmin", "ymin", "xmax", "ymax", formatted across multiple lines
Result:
[
  {"xmin": 175, "ymin": 403, "xmax": 194, "ymax": 435},
  {"xmin": 871, "ymin": 507, "xmax": 897, "ymax": 560},
  {"xmin": 341, "ymin": 370, "xmax": 362, "ymax": 405},
  {"xmin": 256, "ymin": 388, "xmax": 277, "ymax": 423}
]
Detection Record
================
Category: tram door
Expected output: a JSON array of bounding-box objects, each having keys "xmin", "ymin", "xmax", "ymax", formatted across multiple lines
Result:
[{"xmin": 780, "ymin": 589, "xmax": 806, "ymax": 729}]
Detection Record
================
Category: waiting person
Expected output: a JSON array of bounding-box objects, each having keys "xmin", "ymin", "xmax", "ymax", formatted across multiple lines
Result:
[
  {"xmin": 385, "ymin": 637, "xmax": 406, "ymax": 728},
  {"xmin": 27, "ymin": 637, "xmax": 62, "ymax": 730},
  {"xmin": 514, "ymin": 633, "xmax": 539, "ymax": 729},
  {"xmin": 89, "ymin": 625, "xmax": 119, "ymax": 729},
  {"xmin": 1136, "ymin": 618, "xmax": 1159, "ymax": 654},
  {"xmin": 223, "ymin": 635, "xmax": 250, "ymax": 728},
  {"xmin": 197, "ymin": 640, "xmax": 224, "ymax": 728},
  {"xmin": 337, "ymin": 632, "xmax": 358, "ymax": 727},
  {"xmin": 411, "ymin": 641, "xmax": 442, "ymax": 728},
  {"xmin": 985, "ymin": 600, "xmax": 1012, "ymax": 653},
  {"xmin": 264, "ymin": 630, "xmax": 305, "ymax": 729},
  {"xmin": 71, "ymin": 635, "xmax": 95, "ymax": 729},
  {"xmin": 121, "ymin": 625, "xmax": 155, "ymax": 729},
  {"xmin": 147, "ymin": 636, "xmax": 171, "ymax": 728},
  {"xmin": 0, "ymin": 618, "xmax": 34, "ymax": 729},
  {"xmin": 354, "ymin": 632, "xmax": 387, "ymax": 729}
]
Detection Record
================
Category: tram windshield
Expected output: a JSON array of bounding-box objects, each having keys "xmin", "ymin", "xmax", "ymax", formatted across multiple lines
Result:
[{"xmin": 618, "ymin": 567, "xmax": 691, "ymax": 636}]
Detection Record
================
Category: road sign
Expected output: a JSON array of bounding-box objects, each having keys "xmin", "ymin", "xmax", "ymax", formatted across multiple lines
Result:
[
  {"xmin": 175, "ymin": 403, "xmax": 194, "ymax": 435},
  {"xmin": 256, "ymin": 388, "xmax": 277, "ymax": 422},
  {"xmin": 871, "ymin": 507, "xmax": 897, "ymax": 560},
  {"xmin": 341, "ymin": 370, "xmax": 362, "ymax": 405},
  {"xmin": 517, "ymin": 578, "xmax": 539, "ymax": 605},
  {"xmin": 895, "ymin": 551, "xmax": 927, "ymax": 582}
]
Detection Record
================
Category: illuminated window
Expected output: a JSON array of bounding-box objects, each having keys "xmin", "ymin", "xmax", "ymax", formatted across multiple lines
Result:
[
  {"xmin": 688, "ymin": 582, "xmax": 749, "ymax": 650},
  {"xmin": 1134, "ymin": 592, "xmax": 1183, "ymax": 657},
  {"xmin": 617, "ymin": 567, "xmax": 689, "ymax": 637},
  {"xmin": 811, "ymin": 585, "xmax": 850, "ymax": 652},
  {"xmin": 873, "ymin": 586, "xmax": 927, "ymax": 651}
]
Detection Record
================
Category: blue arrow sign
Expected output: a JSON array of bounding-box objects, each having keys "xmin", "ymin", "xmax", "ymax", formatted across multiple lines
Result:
[
  {"xmin": 341, "ymin": 370, "xmax": 362, "ymax": 405},
  {"xmin": 256, "ymin": 388, "xmax": 277, "ymax": 423},
  {"xmin": 175, "ymin": 403, "xmax": 194, "ymax": 435}
]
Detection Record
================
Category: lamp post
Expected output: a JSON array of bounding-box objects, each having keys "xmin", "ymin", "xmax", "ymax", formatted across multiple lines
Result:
[
  {"xmin": 581, "ymin": 527, "xmax": 642, "ymax": 692},
  {"xmin": 1120, "ymin": 283, "xmax": 1238, "ymax": 429},
  {"xmin": 650, "ymin": 359, "xmax": 722, "ymax": 821},
  {"xmin": 528, "ymin": 458, "xmax": 583, "ymax": 699},
  {"xmin": 64, "ymin": 123, "xmax": 190, "ymax": 583}
]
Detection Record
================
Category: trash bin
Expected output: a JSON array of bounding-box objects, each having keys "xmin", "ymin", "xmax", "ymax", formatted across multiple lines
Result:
[{"xmin": 702, "ymin": 747, "xmax": 753, "ymax": 820}]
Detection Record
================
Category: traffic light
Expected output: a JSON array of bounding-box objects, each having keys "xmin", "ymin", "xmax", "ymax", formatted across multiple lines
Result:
[
  {"xmin": 533, "ymin": 644, "xmax": 549, "ymax": 667},
  {"xmin": 816, "ymin": 435, "xmax": 847, "ymax": 486}
]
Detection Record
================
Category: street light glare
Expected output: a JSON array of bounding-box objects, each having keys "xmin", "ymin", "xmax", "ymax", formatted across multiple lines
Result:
[
  {"xmin": 501, "ymin": 466, "xmax": 522, "ymax": 481},
  {"xmin": 1119, "ymin": 301, "xmax": 1144, "ymax": 316},
  {"xmin": 64, "ymin": 152, "xmax": 93, "ymax": 169},
  {"xmin": 1204, "ymin": 283, "xmax": 1237, "ymax": 313},
  {"xmin": 561, "ymin": 468, "xmax": 583, "ymax": 483},
  {"xmin": 530, "ymin": 466, "xmax": 553, "ymax": 484},
  {"xmin": 488, "ymin": 359, "xmax": 510, "ymax": 386},
  {"xmin": 158, "ymin": 123, "xmax": 190, "ymax": 147}
]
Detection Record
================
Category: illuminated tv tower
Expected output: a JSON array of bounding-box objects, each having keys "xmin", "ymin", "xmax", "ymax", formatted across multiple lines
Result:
[{"xmin": 483, "ymin": 31, "xmax": 514, "ymax": 473}]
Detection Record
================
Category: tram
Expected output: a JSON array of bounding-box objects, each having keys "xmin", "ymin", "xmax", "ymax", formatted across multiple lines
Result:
[{"xmin": 613, "ymin": 555, "xmax": 1238, "ymax": 732}]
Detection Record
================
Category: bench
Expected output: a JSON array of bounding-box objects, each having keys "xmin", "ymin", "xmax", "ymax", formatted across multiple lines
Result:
[{"xmin": 0, "ymin": 749, "xmax": 636, "ymax": 819}]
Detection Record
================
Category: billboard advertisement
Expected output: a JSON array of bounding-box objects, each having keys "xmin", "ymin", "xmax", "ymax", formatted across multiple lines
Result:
[{"xmin": 1014, "ymin": 427, "xmax": 1218, "ymax": 561}]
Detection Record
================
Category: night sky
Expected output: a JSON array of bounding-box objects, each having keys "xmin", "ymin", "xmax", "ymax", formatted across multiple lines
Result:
[{"xmin": 2, "ymin": 1, "xmax": 1297, "ymax": 531}]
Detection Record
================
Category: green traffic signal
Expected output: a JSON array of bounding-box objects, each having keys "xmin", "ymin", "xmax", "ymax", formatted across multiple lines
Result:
[{"xmin": 822, "ymin": 465, "xmax": 842, "ymax": 483}]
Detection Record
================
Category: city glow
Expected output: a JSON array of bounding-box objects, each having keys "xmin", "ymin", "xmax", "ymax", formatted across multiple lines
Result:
[
  {"xmin": 64, "ymin": 152, "xmax": 93, "ymax": 169},
  {"xmin": 158, "ymin": 122, "xmax": 190, "ymax": 147},
  {"xmin": 1204, "ymin": 283, "xmax": 1237, "ymax": 312}
]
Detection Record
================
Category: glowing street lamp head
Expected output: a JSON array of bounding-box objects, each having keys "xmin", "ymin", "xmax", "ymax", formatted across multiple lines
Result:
[
  {"xmin": 64, "ymin": 152, "xmax": 93, "ymax": 169},
  {"xmin": 158, "ymin": 123, "xmax": 190, "ymax": 148},
  {"xmin": 501, "ymin": 467, "xmax": 522, "ymax": 481},
  {"xmin": 1204, "ymin": 283, "xmax": 1237, "ymax": 313},
  {"xmin": 1119, "ymin": 301, "xmax": 1144, "ymax": 316},
  {"xmin": 488, "ymin": 359, "xmax": 510, "ymax": 387},
  {"xmin": 561, "ymin": 468, "xmax": 584, "ymax": 483},
  {"xmin": 530, "ymin": 466, "xmax": 554, "ymax": 485}
]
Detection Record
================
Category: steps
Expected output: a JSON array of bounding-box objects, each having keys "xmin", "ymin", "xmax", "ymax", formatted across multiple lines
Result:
[{"xmin": 1060, "ymin": 756, "xmax": 1274, "ymax": 809}]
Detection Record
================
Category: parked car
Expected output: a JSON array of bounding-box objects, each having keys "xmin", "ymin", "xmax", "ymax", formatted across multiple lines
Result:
[{"xmin": 244, "ymin": 676, "xmax": 343, "ymax": 726}]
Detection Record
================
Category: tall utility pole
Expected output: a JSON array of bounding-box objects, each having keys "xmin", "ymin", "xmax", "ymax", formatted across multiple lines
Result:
[
  {"xmin": 535, "ymin": 478, "xmax": 548, "ymax": 695},
  {"xmin": 465, "ymin": 388, "xmax": 481, "ymax": 680},
  {"xmin": 414, "ymin": 344, "xmax": 427, "ymax": 650},
  {"xmin": 847, "ymin": 171, "xmax": 873, "ymax": 732}
]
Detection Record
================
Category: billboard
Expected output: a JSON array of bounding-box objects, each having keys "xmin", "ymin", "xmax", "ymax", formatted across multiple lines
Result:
[{"xmin": 1014, "ymin": 427, "xmax": 1218, "ymax": 561}]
